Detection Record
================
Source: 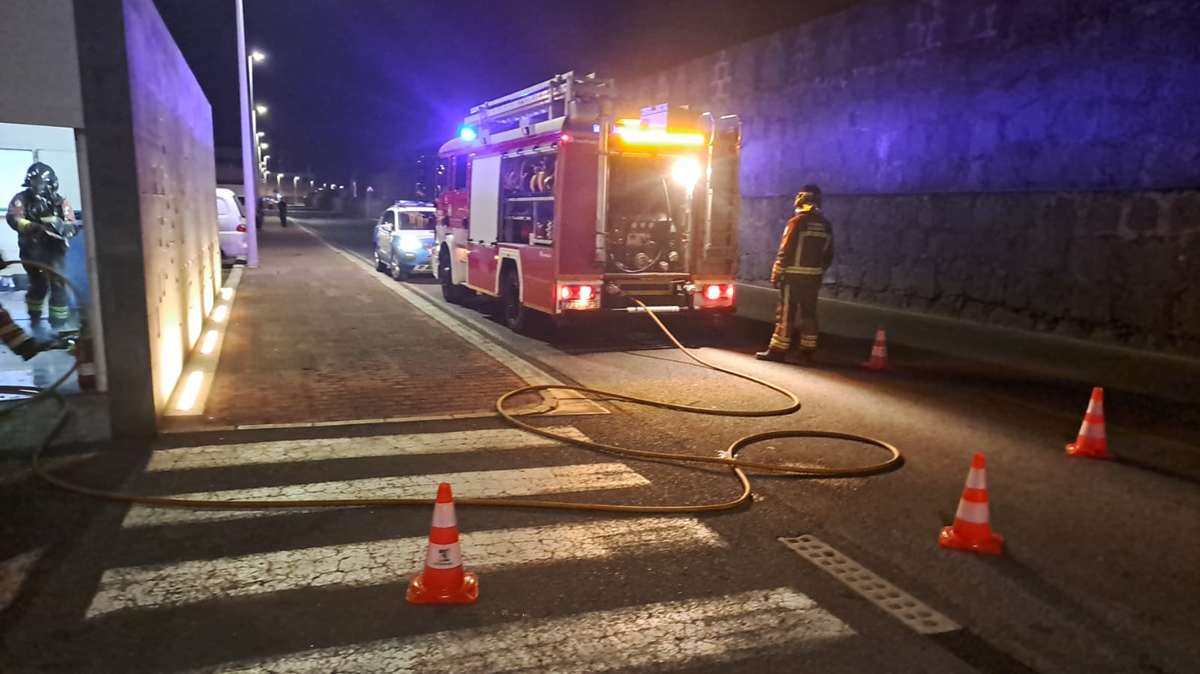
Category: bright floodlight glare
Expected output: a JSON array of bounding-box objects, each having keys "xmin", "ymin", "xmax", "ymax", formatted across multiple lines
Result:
[
  {"xmin": 459, "ymin": 126, "xmax": 478, "ymax": 142},
  {"xmin": 251, "ymin": 51, "xmax": 266, "ymax": 62},
  {"xmin": 672, "ymin": 157, "xmax": 702, "ymax": 190},
  {"xmin": 255, "ymin": 104, "xmax": 268, "ymax": 114}
]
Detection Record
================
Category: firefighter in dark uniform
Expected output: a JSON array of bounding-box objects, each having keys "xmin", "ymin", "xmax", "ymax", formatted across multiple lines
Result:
[
  {"xmin": 756, "ymin": 184, "xmax": 833, "ymax": 363},
  {"xmin": 0, "ymin": 255, "xmax": 51, "ymax": 360},
  {"xmin": 6, "ymin": 162, "xmax": 78, "ymax": 330}
]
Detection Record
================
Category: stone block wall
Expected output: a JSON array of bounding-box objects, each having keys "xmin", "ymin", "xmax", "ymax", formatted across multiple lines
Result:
[{"xmin": 624, "ymin": 0, "xmax": 1200, "ymax": 354}]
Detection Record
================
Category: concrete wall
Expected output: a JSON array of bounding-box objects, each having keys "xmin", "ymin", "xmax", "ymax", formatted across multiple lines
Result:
[
  {"xmin": 75, "ymin": 0, "xmax": 220, "ymax": 434},
  {"xmin": 0, "ymin": 0, "xmax": 84, "ymax": 129},
  {"xmin": 124, "ymin": 0, "xmax": 221, "ymax": 409},
  {"xmin": 624, "ymin": 0, "xmax": 1200, "ymax": 354}
]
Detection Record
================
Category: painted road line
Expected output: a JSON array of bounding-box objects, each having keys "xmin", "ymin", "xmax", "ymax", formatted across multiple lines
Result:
[
  {"xmin": 145, "ymin": 426, "xmax": 591, "ymax": 472},
  {"xmin": 122, "ymin": 463, "xmax": 649, "ymax": 528},
  {"xmin": 88, "ymin": 517, "xmax": 725, "ymax": 617},
  {"xmin": 0, "ymin": 549, "xmax": 42, "ymax": 615},
  {"xmin": 185, "ymin": 587, "xmax": 852, "ymax": 673},
  {"xmin": 779, "ymin": 535, "xmax": 960, "ymax": 635}
]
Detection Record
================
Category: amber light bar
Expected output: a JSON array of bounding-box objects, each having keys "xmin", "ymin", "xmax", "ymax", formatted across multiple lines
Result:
[{"xmin": 614, "ymin": 126, "xmax": 706, "ymax": 147}]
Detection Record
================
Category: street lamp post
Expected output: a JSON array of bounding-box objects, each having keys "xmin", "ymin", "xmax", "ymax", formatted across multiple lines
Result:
[
  {"xmin": 293, "ymin": 176, "xmax": 301, "ymax": 202},
  {"xmin": 235, "ymin": 0, "xmax": 259, "ymax": 268},
  {"xmin": 276, "ymin": 172, "xmax": 284, "ymax": 195}
]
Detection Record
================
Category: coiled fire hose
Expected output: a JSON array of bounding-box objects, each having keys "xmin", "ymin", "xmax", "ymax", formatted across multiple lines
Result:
[{"xmin": 7, "ymin": 258, "xmax": 902, "ymax": 514}]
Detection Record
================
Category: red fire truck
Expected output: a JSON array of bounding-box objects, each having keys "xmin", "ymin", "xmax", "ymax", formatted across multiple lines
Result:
[{"xmin": 433, "ymin": 72, "xmax": 741, "ymax": 332}]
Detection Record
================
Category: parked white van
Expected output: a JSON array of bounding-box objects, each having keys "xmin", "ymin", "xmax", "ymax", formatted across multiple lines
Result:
[{"xmin": 216, "ymin": 187, "xmax": 246, "ymax": 260}]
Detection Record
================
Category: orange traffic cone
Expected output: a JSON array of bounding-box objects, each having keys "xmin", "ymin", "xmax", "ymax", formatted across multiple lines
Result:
[
  {"xmin": 939, "ymin": 453, "xmax": 1003, "ymax": 555},
  {"xmin": 862, "ymin": 327, "xmax": 889, "ymax": 370},
  {"xmin": 1066, "ymin": 387, "xmax": 1110, "ymax": 459},
  {"xmin": 407, "ymin": 483, "xmax": 478, "ymax": 605}
]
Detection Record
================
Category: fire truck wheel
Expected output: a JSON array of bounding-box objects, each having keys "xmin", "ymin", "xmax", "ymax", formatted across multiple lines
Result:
[
  {"xmin": 501, "ymin": 273, "xmax": 534, "ymax": 334},
  {"xmin": 440, "ymin": 250, "xmax": 469, "ymax": 304}
]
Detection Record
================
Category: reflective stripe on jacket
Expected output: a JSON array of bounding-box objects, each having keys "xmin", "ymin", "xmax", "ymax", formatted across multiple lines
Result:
[{"xmin": 772, "ymin": 207, "xmax": 833, "ymax": 282}]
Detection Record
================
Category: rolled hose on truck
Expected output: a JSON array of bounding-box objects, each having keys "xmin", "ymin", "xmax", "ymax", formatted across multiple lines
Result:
[{"xmin": 4, "ymin": 258, "xmax": 903, "ymax": 514}]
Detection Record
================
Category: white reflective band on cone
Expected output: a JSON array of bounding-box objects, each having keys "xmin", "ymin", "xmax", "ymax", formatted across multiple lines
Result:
[
  {"xmin": 1088, "ymin": 400, "xmax": 1104, "ymax": 416},
  {"xmin": 965, "ymin": 468, "xmax": 986, "ymax": 490},
  {"xmin": 431, "ymin": 502, "xmax": 456, "ymax": 528},
  {"xmin": 954, "ymin": 499, "xmax": 989, "ymax": 524},
  {"xmin": 425, "ymin": 543, "xmax": 463, "ymax": 570},
  {"xmin": 1082, "ymin": 422, "xmax": 1106, "ymax": 439}
]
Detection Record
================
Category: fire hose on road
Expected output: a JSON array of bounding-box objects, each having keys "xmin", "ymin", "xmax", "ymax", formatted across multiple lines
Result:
[{"xmin": 4, "ymin": 258, "xmax": 902, "ymax": 514}]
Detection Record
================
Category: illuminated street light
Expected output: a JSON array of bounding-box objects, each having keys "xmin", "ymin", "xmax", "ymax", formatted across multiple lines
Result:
[
  {"xmin": 251, "ymin": 50, "xmax": 266, "ymax": 62},
  {"xmin": 256, "ymin": 131, "xmax": 264, "ymax": 138},
  {"xmin": 256, "ymin": 104, "xmax": 268, "ymax": 115},
  {"xmin": 259, "ymin": 142, "xmax": 269, "ymax": 150},
  {"xmin": 293, "ymin": 175, "xmax": 301, "ymax": 201}
]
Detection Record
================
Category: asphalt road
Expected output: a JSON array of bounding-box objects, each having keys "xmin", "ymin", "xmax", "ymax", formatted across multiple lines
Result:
[
  {"xmin": 295, "ymin": 213, "xmax": 1199, "ymax": 674},
  {"xmin": 2, "ymin": 212, "xmax": 1195, "ymax": 674}
]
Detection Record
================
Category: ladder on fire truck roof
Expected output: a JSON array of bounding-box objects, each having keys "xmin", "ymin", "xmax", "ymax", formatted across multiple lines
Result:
[{"xmin": 465, "ymin": 71, "xmax": 614, "ymax": 136}]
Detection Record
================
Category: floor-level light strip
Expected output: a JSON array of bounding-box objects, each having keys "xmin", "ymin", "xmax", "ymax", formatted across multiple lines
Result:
[
  {"xmin": 121, "ymin": 463, "xmax": 650, "ymax": 528},
  {"xmin": 185, "ymin": 587, "xmax": 853, "ymax": 674},
  {"xmin": 144, "ymin": 426, "xmax": 590, "ymax": 472},
  {"xmin": 780, "ymin": 535, "xmax": 960, "ymax": 634},
  {"xmin": 88, "ymin": 517, "xmax": 725, "ymax": 617},
  {"xmin": 174, "ymin": 371, "xmax": 205, "ymax": 412},
  {"xmin": 164, "ymin": 267, "xmax": 241, "ymax": 416},
  {"xmin": 199, "ymin": 330, "xmax": 219, "ymax": 355}
]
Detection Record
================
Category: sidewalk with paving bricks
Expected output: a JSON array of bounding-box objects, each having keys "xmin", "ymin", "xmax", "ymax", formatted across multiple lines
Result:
[{"xmin": 164, "ymin": 223, "xmax": 527, "ymax": 431}]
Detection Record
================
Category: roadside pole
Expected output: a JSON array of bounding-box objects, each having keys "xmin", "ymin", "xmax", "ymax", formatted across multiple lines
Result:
[{"xmin": 236, "ymin": 0, "xmax": 259, "ymax": 268}]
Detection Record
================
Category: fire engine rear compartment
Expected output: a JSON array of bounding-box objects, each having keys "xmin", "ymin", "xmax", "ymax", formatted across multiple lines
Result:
[{"xmin": 434, "ymin": 72, "xmax": 740, "ymax": 330}]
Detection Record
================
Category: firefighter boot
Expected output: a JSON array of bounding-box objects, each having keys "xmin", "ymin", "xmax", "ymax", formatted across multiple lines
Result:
[
  {"xmin": 789, "ymin": 349, "xmax": 815, "ymax": 365},
  {"xmin": 756, "ymin": 349, "xmax": 786, "ymax": 362},
  {"xmin": 12, "ymin": 336, "xmax": 48, "ymax": 361}
]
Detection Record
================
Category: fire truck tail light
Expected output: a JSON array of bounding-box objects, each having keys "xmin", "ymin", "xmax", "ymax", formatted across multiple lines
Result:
[
  {"xmin": 704, "ymin": 285, "xmax": 722, "ymax": 301},
  {"xmin": 559, "ymin": 285, "xmax": 572, "ymax": 300},
  {"xmin": 561, "ymin": 133, "xmax": 572, "ymax": 143},
  {"xmin": 578, "ymin": 285, "xmax": 594, "ymax": 301},
  {"xmin": 725, "ymin": 285, "xmax": 735, "ymax": 299}
]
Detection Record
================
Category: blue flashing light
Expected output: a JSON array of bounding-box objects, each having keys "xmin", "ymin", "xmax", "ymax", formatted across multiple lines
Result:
[
  {"xmin": 459, "ymin": 126, "xmax": 478, "ymax": 142},
  {"xmin": 592, "ymin": 123, "xmax": 601, "ymax": 133}
]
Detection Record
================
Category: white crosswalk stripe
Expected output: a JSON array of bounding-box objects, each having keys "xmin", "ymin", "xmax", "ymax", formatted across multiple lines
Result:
[
  {"xmin": 143, "ymin": 427, "xmax": 590, "ymax": 472},
  {"xmin": 122, "ymin": 463, "xmax": 648, "ymax": 528},
  {"xmin": 88, "ymin": 517, "xmax": 725, "ymax": 617},
  {"xmin": 82, "ymin": 425, "xmax": 855, "ymax": 672},
  {"xmin": 184, "ymin": 587, "xmax": 854, "ymax": 674}
]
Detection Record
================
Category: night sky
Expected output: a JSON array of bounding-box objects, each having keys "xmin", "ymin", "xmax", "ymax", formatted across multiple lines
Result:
[{"xmin": 152, "ymin": 0, "xmax": 868, "ymax": 184}]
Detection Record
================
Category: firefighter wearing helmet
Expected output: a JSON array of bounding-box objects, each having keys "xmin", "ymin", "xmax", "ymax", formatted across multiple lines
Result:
[
  {"xmin": 6, "ymin": 162, "xmax": 78, "ymax": 329},
  {"xmin": 756, "ymin": 184, "xmax": 834, "ymax": 363}
]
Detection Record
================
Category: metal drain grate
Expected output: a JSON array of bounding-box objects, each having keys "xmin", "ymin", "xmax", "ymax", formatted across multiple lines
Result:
[{"xmin": 779, "ymin": 534, "xmax": 961, "ymax": 635}]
